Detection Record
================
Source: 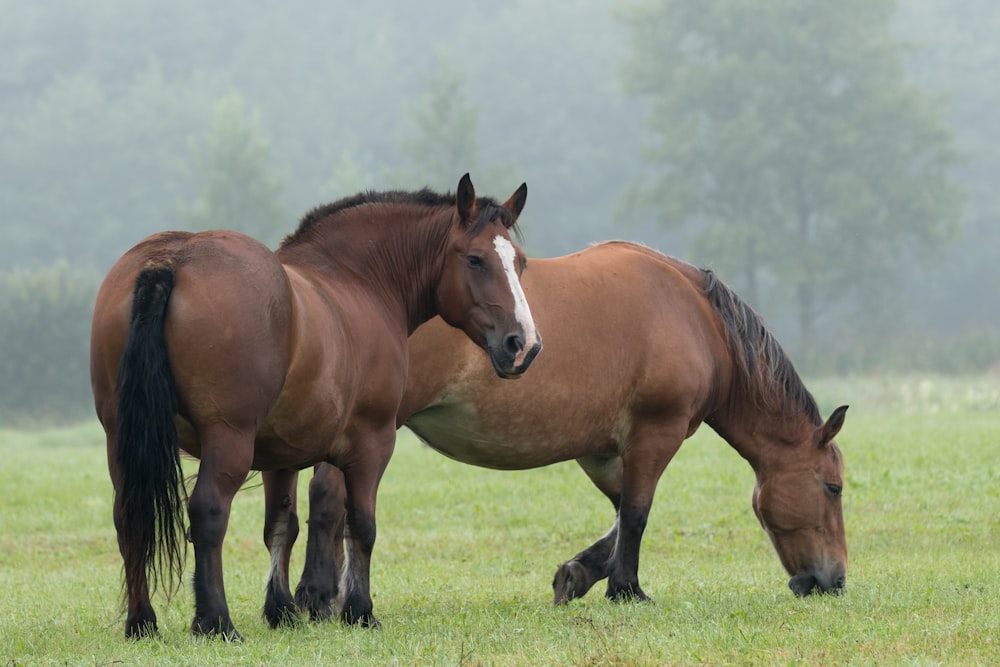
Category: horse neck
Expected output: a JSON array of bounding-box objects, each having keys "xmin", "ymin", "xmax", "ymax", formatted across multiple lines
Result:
[
  {"xmin": 696, "ymin": 266, "xmax": 822, "ymax": 472},
  {"xmin": 282, "ymin": 206, "xmax": 451, "ymax": 333},
  {"xmin": 706, "ymin": 379, "xmax": 821, "ymax": 472}
]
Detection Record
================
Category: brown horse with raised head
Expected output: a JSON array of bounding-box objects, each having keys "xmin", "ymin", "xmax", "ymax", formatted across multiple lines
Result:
[
  {"xmin": 89, "ymin": 175, "xmax": 541, "ymax": 640},
  {"xmin": 292, "ymin": 241, "xmax": 847, "ymax": 617}
]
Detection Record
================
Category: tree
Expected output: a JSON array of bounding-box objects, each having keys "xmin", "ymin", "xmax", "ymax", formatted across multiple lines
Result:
[
  {"xmin": 0, "ymin": 262, "xmax": 99, "ymax": 423},
  {"xmin": 179, "ymin": 92, "xmax": 288, "ymax": 246},
  {"xmin": 620, "ymin": 0, "xmax": 963, "ymax": 350},
  {"xmin": 894, "ymin": 0, "xmax": 1000, "ymax": 336},
  {"xmin": 0, "ymin": 64, "xmax": 212, "ymax": 271},
  {"xmin": 385, "ymin": 56, "xmax": 516, "ymax": 195}
]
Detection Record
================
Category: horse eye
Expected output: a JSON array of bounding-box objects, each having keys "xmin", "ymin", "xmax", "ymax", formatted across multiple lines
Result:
[
  {"xmin": 467, "ymin": 255, "xmax": 485, "ymax": 271},
  {"xmin": 825, "ymin": 482, "xmax": 843, "ymax": 498}
]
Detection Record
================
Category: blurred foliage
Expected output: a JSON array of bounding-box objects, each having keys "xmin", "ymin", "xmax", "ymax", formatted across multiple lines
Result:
[
  {"xmin": 0, "ymin": 0, "xmax": 997, "ymax": 422},
  {"xmin": 177, "ymin": 92, "xmax": 289, "ymax": 248},
  {"xmin": 0, "ymin": 61, "xmax": 219, "ymax": 271},
  {"xmin": 384, "ymin": 56, "xmax": 520, "ymax": 199},
  {"xmin": 619, "ymin": 0, "xmax": 964, "ymax": 351},
  {"xmin": 893, "ymin": 0, "xmax": 1000, "ymax": 335},
  {"xmin": 0, "ymin": 263, "xmax": 98, "ymax": 425},
  {"xmin": 793, "ymin": 327, "xmax": 1000, "ymax": 378}
]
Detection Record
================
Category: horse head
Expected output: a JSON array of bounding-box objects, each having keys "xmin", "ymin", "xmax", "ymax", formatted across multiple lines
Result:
[
  {"xmin": 751, "ymin": 405, "xmax": 849, "ymax": 596},
  {"xmin": 434, "ymin": 173, "xmax": 542, "ymax": 378}
]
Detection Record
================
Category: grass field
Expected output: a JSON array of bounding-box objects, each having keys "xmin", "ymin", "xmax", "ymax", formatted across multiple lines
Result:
[{"xmin": 1, "ymin": 375, "xmax": 998, "ymax": 666}]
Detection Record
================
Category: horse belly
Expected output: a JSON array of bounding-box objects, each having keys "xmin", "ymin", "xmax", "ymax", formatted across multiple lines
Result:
[{"xmin": 405, "ymin": 403, "xmax": 611, "ymax": 470}]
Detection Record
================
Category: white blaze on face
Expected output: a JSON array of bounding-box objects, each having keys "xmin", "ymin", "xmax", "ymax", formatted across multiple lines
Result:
[{"xmin": 493, "ymin": 235, "xmax": 539, "ymax": 366}]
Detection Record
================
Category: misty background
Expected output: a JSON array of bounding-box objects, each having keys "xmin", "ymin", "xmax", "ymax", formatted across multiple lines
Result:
[{"xmin": 1, "ymin": 0, "xmax": 997, "ymax": 424}]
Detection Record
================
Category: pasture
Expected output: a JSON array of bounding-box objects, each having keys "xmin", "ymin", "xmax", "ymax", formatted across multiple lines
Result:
[{"xmin": 2, "ymin": 375, "xmax": 998, "ymax": 665}]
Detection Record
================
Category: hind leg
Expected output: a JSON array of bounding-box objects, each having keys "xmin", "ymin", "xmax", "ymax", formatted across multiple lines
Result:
[
  {"xmin": 113, "ymin": 505, "xmax": 159, "ymax": 638},
  {"xmin": 294, "ymin": 463, "xmax": 347, "ymax": 621},
  {"xmin": 187, "ymin": 427, "xmax": 253, "ymax": 640},
  {"xmin": 262, "ymin": 469, "xmax": 300, "ymax": 628},
  {"xmin": 105, "ymin": 429, "xmax": 161, "ymax": 639},
  {"xmin": 552, "ymin": 454, "xmax": 622, "ymax": 604}
]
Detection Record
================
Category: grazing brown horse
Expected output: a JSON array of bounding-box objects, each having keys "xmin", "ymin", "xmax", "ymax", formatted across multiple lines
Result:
[
  {"xmin": 89, "ymin": 175, "xmax": 542, "ymax": 640},
  {"xmin": 291, "ymin": 241, "xmax": 847, "ymax": 618}
]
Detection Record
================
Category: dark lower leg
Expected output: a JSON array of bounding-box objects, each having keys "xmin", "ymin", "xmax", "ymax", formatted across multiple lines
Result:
[
  {"xmin": 262, "ymin": 469, "xmax": 300, "ymax": 628},
  {"xmin": 338, "ymin": 453, "xmax": 390, "ymax": 628},
  {"xmin": 339, "ymin": 501, "xmax": 378, "ymax": 627},
  {"xmin": 605, "ymin": 499, "xmax": 651, "ymax": 602},
  {"xmin": 552, "ymin": 523, "xmax": 618, "ymax": 604},
  {"xmin": 114, "ymin": 506, "xmax": 160, "ymax": 639},
  {"xmin": 295, "ymin": 463, "xmax": 347, "ymax": 621},
  {"xmin": 123, "ymin": 577, "xmax": 159, "ymax": 639},
  {"xmin": 187, "ymin": 465, "xmax": 245, "ymax": 640}
]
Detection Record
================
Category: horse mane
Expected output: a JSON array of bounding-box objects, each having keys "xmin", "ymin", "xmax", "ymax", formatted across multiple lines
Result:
[
  {"xmin": 280, "ymin": 187, "xmax": 521, "ymax": 248},
  {"xmin": 700, "ymin": 268, "xmax": 821, "ymax": 425}
]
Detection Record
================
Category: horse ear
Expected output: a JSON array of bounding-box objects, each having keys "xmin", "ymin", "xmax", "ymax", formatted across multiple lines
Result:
[
  {"xmin": 501, "ymin": 182, "xmax": 528, "ymax": 226},
  {"xmin": 456, "ymin": 173, "xmax": 477, "ymax": 226},
  {"xmin": 818, "ymin": 405, "xmax": 848, "ymax": 446}
]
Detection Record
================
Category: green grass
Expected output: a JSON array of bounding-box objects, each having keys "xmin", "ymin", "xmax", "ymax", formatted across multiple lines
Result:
[{"xmin": 2, "ymin": 374, "xmax": 999, "ymax": 665}]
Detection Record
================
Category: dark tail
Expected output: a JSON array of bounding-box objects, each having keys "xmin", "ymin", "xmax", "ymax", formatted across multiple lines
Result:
[{"xmin": 114, "ymin": 265, "xmax": 186, "ymax": 602}]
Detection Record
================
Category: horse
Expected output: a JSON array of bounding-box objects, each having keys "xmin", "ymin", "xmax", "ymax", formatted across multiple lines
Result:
[
  {"xmin": 289, "ymin": 240, "xmax": 847, "ymax": 619},
  {"xmin": 89, "ymin": 174, "xmax": 542, "ymax": 640}
]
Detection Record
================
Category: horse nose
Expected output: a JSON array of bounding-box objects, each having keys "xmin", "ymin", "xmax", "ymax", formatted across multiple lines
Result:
[
  {"xmin": 503, "ymin": 332, "xmax": 525, "ymax": 357},
  {"xmin": 819, "ymin": 570, "xmax": 847, "ymax": 595}
]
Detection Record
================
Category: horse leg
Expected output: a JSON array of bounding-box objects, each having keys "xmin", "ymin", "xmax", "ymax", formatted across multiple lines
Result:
[
  {"xmin": 552, "ymin": 454, "xmax": 622, "ymax": 604},
  {"xmin": 105, "ymin": 426, "xmax": 167, "ymax": 639},
  {"xmin": 187, "ymin": 428, "xmax": 253, "ymax": 641},
  {"xmin": 604, "ymin": 422, "xmax": 685, "ymax": 602},
  {"xmin": 294, "ymin": 463, "xmax": 347, "ymax": 621},
  {"xmin": 262, "ymin": 469, "xmax": 300, "ymax": 628},
  {"xmin": 111, "ymin": 477, "xmax": 159, "ymax": 638},
  {"xmin": 338, "ymin": 429, "xmax": 395, "ymax": 628}
]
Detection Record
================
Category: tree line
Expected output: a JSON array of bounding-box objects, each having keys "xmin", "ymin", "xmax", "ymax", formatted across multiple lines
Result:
[{"xmin": 1, "ymin": 0, "xmax": 997, "ymax": 422}]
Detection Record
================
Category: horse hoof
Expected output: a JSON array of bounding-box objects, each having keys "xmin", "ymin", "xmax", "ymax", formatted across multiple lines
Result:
[
  {"xmin": 191, "ymin": 618, "xmax": 244, "ymax": 642},
  {"xmin": 607, "ymin": 582, "xmax": 651, "ymax": 604},
  {"xmin": 341, "ymin": 609, "xmax": 381, "ymax": 629},
  {"xmin": 263, "ymin": 605, "xmax": 301, "ymax": 629},
  {"xmin": 553, "ymin": 560, "xmax": 595, "ymax": 605},
  {"xmin": 124, "ymin": 620, "xmax": 160, "ymax": 641},
  {"xmin": 125, "ymin": 611, "xmax": 160, "ymax": 640},
  {"xmin": 294, "ymin": 585, "xmax": 336, "ymax": 622},
  {"xmin": 340, "ymin": 594, "xmax": 379, "ymax": 628}
]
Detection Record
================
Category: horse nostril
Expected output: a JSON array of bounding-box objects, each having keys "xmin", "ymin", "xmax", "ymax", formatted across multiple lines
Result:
[{"xmin": 503, "ymin": 333, "xmax": 525, "ymax": 356}]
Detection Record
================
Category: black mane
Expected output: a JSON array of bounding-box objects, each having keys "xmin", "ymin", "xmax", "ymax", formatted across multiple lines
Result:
[
  {"xmin": 280, "ymin": 187, "xmax": 520, "ymax": 248},
  {"xmin": 701, "ymin": 268, "xmax": 821, "ymax": 425}
]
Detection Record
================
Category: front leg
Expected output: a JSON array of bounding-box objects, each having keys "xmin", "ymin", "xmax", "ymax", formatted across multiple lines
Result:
[
  {"xmin": 605, "ymin": 497, "xmax": 652, "ymax": 602},
  {"xmin": 553, "ymin": 522, "xmax": 617, "ymax": 604},
  {"xmin": 338, "ymin": 427, "xmax": 395, "ymax": 628},
  {"xmin": 262, "ymin": 469, "xmax": 300, "ymax": 628},
  {"xmin": 553, "ymin": 454, "xmax": 625, "ymax": 604},
  {"xmin": 295, "ymin": 463, "xmax": 347, "ymax": 621},
  {"xmin": 603, "ymin": 423, "xmax": 683, "ymax": 603}
]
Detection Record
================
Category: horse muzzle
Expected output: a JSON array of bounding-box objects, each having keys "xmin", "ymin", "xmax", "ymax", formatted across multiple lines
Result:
[
  {"xmin": 488, "ymin": 336, "xmax": 542, "ymax": 379},
  {"xmin": 788, "ymin": 567, "xmax": 846, "ymax": 596}
]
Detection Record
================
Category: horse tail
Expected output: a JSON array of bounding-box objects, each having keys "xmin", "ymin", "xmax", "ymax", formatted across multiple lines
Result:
[{"xmin": 114, "ymin": 264, "xmax": 186, "ymax": 602}]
